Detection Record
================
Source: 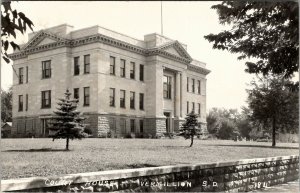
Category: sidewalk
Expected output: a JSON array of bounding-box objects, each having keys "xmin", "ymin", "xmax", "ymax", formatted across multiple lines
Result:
[{"xmin": 251, "ymin": 180, "xmax": 299, "ymax": 193}]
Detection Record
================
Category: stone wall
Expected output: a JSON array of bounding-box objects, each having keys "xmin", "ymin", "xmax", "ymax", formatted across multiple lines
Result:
[{"xmin": 1, "ymin": 155, "xmax": 298, "ymax": 192}]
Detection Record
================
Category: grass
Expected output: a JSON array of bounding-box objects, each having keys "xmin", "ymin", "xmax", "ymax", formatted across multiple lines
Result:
[{"xmin": 1, "ymin": 138, "xmax": 298, "ymax": 180}]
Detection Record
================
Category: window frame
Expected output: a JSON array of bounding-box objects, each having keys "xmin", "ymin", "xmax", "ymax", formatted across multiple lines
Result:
[
  {"xmin": 120, "ymin": 89, "xmax": 126, "ymax": 108},
  {"xmin": 26, "ymin": 66, "xmax": 28, "ymax": 83},
  {"xmin": 198, "ymin": 80, "xmax": 201, "ymax": 94},
  {"xmin": 109, "ymin": 88, "xmax": 115, "ymax": 107},
  {"xmin": 25, "ymin": 94, "xmax": 28, "ymax": 111},
  {"xmin": 198, "ymin": 103, "xmax": 201, "ymax": 116},
  {"xmin": 18, "ymin": 67, "xmax": 24, "ymax": 84},
  {"xmin": 187, "ymin": 77, "xmax": 189, "ymax": 92},
  {"xmin": 120, "ymin": 59, "xmax": 126, "ymax": 77},
  {"xmin": 42, "ymin": 60, "xmax": 51, "ymax": 79},
  {"xmin": 18, "ymin": 95, "xmax": 23, "ymax": 111},
  {"xmin": 139, "ymin": 93, "xmax": 144, "ymax": 110},
  {"xmin": 187, "ymin": 101, "xmax": 189, "ymax": 114},
  {"xmin": 110, "ymin": 56, "xmax": 116, "ymax": 75},
  {"xmin": 74, "ymin": 88, "xmax": 79, "ymax": 99},
  {"xmin": 83, "ymin": 87, "xmax": 90, "ymax": 106},
  {"xmin": 130, "ymin": 62, "xmax": 135, "ymax": 79},
  {"xmin": 84, "ymin": 55, "xmax": 90, "ymax": 74},
  {"xmin": 163, "ymin": 75, "xmax": 172, "ymax": 99},
  {"xmin": 139, "ymin": 64, "xmax": 144, "ymax": 81},
  {"xmin": 41, "ymin": 90, "xmax": 51, "ymax": 109},
  {"xmin": 192, "ymin": 78, "xmax": 195, "ymax": 93},
  {"xmin": 130, "ymin": 91, "xmax": 135, "ymax": 109},
  {"xmin": 130, "ymin": 119, "xmax": 135, "ymax": 133},
  {"xmin": 140, "ymin": 119, "xmax": 144, "ymax": 133},
  {"xmin": 74, "ymin": 56, "xmax": 80, "ymax": 75}
]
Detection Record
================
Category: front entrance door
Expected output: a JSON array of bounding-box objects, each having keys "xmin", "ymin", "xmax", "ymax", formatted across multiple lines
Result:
[{"xmin": 164, "ymin": 112, "xmax": 171, "ymax": 133}]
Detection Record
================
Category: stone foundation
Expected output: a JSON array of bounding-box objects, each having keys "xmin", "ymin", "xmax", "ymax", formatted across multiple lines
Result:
[{"xmin": 2, "ymin": 155, "xmax": 298, "ymax": 192}]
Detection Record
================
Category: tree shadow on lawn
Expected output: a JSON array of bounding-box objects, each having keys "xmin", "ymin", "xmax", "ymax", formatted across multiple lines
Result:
[
  {"xmin": 206, "ymin": 144, "xmax": 298, "ymax": 150},
  {"xmin": 3, "ymin": 148, "xmax": 69, "ymax": 152}
]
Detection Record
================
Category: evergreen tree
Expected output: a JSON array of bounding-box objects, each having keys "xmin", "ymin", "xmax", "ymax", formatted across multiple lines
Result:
[
  {"xmin": 49, "ymin": 90, "xmax": 88, "ymax": 150},
  {"xmin": 178, "ymin": 111, "xmax": 200, "ymax": 147}
]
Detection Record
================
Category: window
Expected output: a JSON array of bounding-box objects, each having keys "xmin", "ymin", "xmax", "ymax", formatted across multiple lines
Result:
[
  {"xmin": 74, "ymin": 88, "xmax": 79, "ymax": 99},
  {"xmin": 120, "ymin": 59, "xmax": 126, "ymax": 77},
  {"xmin": 163, "ymin": 75, "xmax": 172, "ymax": 99},
  {"xmin": 198, "ymin": 103, "xmax": 201, "ymax": 116},
  {"xmin": 18, "ymin": 95, "xmax": 23, "ymax": 111},
  {"xmin": 84, "ymin": 55, "xmax": 90, "ymax": 74},
  {"xmin": 130, "ymin": 62, "xmax": 135, "ymax": 79},
  {"xmin": 42, "ymin": 60, "xmax": 51, "ymax": 79},
  {"xmin": 192, "ymin": 102, "xmax": 195, "ymax": 112},
  {"xmin": 140, "ymin": 120, "xmax": 144, "ymax": 133},
  {"xmin": 130, "ymin": 119, "xmax": 135, "ymax": 133},
  {"xmin": 120, "ymin": 90, "xmax": 126, "ymax": 108},
  {"xmin": 139, "ymin": 64, "xmax": 144, "ymax": 81},
  {"xmin": 187, "ymin": 101, "xmax": 189, "ymax": 114},
  {"xmin": 198, "ymin": 80, "xmax": 201, "ymax": 94},
  {"xmin": 26, "ymin": 66, "xmax": 28, "ymax": 83},
  {"xmin": 83, "ymin": 87, "xmax": 90, "ymax": 106},
  {"xmin": 109, "ymin": 88, "xmax": 115, "ymax": 107},
  {"xmin": 139, "ymin": 93, "xmax": 144, "ymax": 110},
  {"xmin": 192, "ymin": 79, "xmax": 195, "ymax": 93},
  {"xmin": 187, "ymin": 77, "xmax": 189, "ymax": 92},
  {"xmin": 41, "ymin": 90, "xmax": 51, "ymax": 108},
  {"xmin": 19, "ymin": 67, "xmax": 23, "ymax": 84},
  {"xmin": 25, "ymin": 94, "xmax": 28, "ymax": 111},
  {"xmin": 74, "ymin": 57, "xmax": 80, "ymax": 75},
  {"xmin": 110, "ymin": 56, "xmax": 115, "ymax": 75},
  {"xmin": 130, "ymin": 91, "xmax": 135, "ymax": 109}
]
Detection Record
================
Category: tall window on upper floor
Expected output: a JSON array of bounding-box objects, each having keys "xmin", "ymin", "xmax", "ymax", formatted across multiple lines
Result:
[
  {"xmin": 130, "ymin": 62, "xmax": 135, "ymax": 79},
  {"xmin": 192, "ymin": 102, "xmax": 195, "ymax": 112},
  {"xmin": 163, "ymin": 75, "xmax": 172, "ymax": 99},
  {"xmin": 74, "ymin": 88, "xmax": 79, "ymax": 99},
  {"xmin": 187, "ymin": 101, "xmax": 189, "ymax": 114},
  {"xmin": 192, "ymin": 79, "xmax": 195, "ymax": 93},
  {"xmin": 198, "ymin": 80, "xmax": 201, "ymax": 94},
  {"xmin": 110, "ymin": 56, "xmax": 115, "ymax": 75},
  {"xmin": 26, "ymin": 66, "xmax": 28, "ymax": 83},
  {"xmin": 120, "ymin": 59, "xmax": 126, "ymax": 77},
  {"xmin": 139, "ymin": 93, "xmax": 144, "ymax": 110},
  {"xmin": 74, "ymin": 57, "xmax": 80, "ymax": 75},
  {"xmin": 25, "ymin": 94, "xmax": 28, "ymax": 111},
  {"xmin": 41, "ymin": 90, "xmax": 51, "ymax": 108},
  {"xmin": 139, "ymin": 64, "xmax": 144, "ymax": 81},
  {"xmin": 198, "ymin": 103, "xmax": 201, "ymax": 116},
  {"xmin": 84, "ymin": 55, "xmax": 90, "ymax": 74},
  {"xmin": 83, "ymin": 87, "xmax": 90, "ymax": 106},
  {"xmin": 18, "ymin": 95, "xmax": 23, "ymax": 111},
  {"xmin": 187, "ymin": 77, "xmax": 189, "ymax": 92},
  {"xmin": 42, "ymin": 60, "xmax": 51, "ymax": 79},
  {"xmin": 18, "ymin": 67, "xmax": 24, "ymax": 84},
  {"xmin": 120, "ymin": 90, "xmax": 126, "ymax": 108},
  {"xmin": 109, "ymin": 88, "xmax": 115, "ymax": 107},
  {"xmin": 130, "ymin": 91, "xmax": 135, "ymax": 109}
]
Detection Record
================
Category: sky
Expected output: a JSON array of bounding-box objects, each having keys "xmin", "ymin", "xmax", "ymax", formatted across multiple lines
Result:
[{"xmin": 1, "ymin": 1, "xmax": 257, "ymax": 111}]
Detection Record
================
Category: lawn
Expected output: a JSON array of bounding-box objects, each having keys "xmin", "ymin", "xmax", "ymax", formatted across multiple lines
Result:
[{"xmin": 1, "ymin": 138, "xmax": 298, "ymax": 180}]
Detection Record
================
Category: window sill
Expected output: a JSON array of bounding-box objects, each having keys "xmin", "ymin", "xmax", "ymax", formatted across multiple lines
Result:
[
  {"xmin": 41, "ymin": 77, "xmax": 51, "ymax": 80},
  {"xmin": 41, "ymin": 107, "xmax": 51, "ymax": 109},
  {"xmin": 110, "ymin": 105, "xmax": 116, "ymax": 107},
  {"xmin": 120, "ymin": 106, "xmax": 126, "ymax": 109},
  {"xmin": 83, "ymin": 104, "xmax": 90, "ymax": 107}
]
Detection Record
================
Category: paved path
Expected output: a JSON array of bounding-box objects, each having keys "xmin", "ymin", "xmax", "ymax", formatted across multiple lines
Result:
[{"xmin": 251, "ymin": 180, "xmax": 299, "ymax": 193}]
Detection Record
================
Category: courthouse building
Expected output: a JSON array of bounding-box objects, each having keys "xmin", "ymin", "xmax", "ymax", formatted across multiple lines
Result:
[{"xmin": 10, "ymin": 24, "xmax": 210, "ymax": 138}]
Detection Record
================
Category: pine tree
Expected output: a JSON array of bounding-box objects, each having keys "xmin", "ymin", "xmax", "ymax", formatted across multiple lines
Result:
[
  {"xmin": 49, "ymin": 90, "xmax": 88, "ymax": 150},
  {"xmin": 178, "ymin": 111, "xmax": 201, "ymax": 147}
]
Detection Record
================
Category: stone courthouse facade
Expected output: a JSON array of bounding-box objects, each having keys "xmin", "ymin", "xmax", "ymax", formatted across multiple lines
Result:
[{"xmin": 10, "ymin": 24, "xmax": 210, "ymax": 138}]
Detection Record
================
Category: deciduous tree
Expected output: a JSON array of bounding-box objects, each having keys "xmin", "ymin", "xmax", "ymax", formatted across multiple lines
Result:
[
  {"xmin": 247, "ymin": 76, "xmax": 299, "ymax": 146},
  {"xmin": 204, "ymin": 1, "xmax": 298, "ymax": 87},
  {"xmin": 1, "ymin": 2, "xmax": 34, "ymax": 63},
  {"xmin": 1, "ymin": 87, "xmax": 12, "ymax": 122}
]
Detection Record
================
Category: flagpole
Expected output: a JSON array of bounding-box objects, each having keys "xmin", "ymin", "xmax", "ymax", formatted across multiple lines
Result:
[{"xmin": 161, "ymin": 1, "xmax": 163, "ymax": 35}]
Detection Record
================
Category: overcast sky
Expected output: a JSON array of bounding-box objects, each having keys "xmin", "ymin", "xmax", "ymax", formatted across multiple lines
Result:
[{"xmin": 1, "ymin": 1, "xmax": 257, "ymax": 111}]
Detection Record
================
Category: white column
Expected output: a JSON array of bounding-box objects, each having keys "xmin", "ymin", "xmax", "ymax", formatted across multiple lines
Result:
[{"xmin": 175, "ymin": 71, "xmax": 181, "ymax": 118}]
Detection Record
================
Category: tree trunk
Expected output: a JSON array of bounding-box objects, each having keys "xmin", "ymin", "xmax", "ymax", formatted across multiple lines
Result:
[
  {"xmin": 272, "ymin": 118, "xmax": 276, "ymax": 147},
  {"xmin": 66, "ymin": 137, "xmax": 69, "ymax": 150},
  {"xmin": 190, "ymin": 135, "xmax": 194, "ymax": 147}
]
